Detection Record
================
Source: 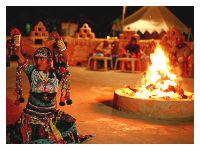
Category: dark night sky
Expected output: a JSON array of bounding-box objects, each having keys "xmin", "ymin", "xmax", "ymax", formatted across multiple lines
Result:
[{"xmin": 6, "ymin": 6, "xmax": 194, "ymax": 38}]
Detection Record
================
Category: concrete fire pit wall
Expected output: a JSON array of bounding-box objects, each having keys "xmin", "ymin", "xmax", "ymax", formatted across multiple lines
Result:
[{"xmin": 113, "ymin": 89, "xmax": 194, "ymax": 120}]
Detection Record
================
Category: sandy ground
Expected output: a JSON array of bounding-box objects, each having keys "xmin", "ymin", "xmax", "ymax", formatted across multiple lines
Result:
[{"xmin": 6, "ymin": 62, "xmax": 194, "ymax": 144}]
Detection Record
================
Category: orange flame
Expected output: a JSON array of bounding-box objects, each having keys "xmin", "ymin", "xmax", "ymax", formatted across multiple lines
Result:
[{"xmin": 135, "ymin": 43, "xmax": 178, "ymax": 99}]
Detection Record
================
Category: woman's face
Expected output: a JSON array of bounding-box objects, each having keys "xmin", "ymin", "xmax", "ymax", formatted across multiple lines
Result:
[
  {"xmin": 131, "ymin": 40, "xmax": 136, "ymax": 45},
  {"xmin": 34, "ymin": 56, "xmax": 49, "ymax": 71}
]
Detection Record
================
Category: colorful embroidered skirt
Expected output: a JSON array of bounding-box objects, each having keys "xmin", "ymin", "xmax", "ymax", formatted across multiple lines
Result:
[{"xmin": 6, "ymin": 110, "xmax": 94, "ymax": 144}]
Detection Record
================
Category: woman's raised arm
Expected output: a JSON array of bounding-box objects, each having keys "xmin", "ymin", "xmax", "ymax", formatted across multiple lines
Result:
[{"xmin": 11, "ymin": 28, "xmax": 26, "ymax": 65}]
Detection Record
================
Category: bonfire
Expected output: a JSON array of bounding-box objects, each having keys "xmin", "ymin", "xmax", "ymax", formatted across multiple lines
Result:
[{"xmin": 123, "ymin": 43, "xmax": 193, "ymax": 100}]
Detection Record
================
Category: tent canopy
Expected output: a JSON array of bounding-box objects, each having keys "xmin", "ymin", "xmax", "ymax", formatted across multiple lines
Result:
[{"xmin": 123, "ymin": 6, "xmax": 190, "ymax": 34}]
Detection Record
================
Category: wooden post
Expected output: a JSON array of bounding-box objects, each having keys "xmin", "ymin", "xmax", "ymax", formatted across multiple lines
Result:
[{"xmin": 121, "ymin": 6, "xmax": 127, "ymax": 32}]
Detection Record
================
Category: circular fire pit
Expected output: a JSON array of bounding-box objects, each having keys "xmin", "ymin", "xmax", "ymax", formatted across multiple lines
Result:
[{"xmin": 113, "ymin": 88, "xmax": 194, "ymax": 120}]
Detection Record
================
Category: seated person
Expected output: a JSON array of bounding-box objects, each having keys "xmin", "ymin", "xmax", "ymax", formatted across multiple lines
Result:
[
  {"xmin": 120, "ymin": 37, "xmax": 141, "ymax": 70},
  {"xmin": 93, "ymin": 40, "xmax": 112, "ymax": 57},
  {"xmin": 187, "ymin": 49, "xmax": 194, "ymax": 77},
  {"xmin": 174, "ymin": 39, "xmax": 192, "ymax": 76},
  {"xmin": 120, "ymin": 37, "xmax": 140, "ymax": 58},
  {"xmin": 90, "ymin": 40, "xmax": 112, "ymax": 69},
  {"xmin": 111, "ymin": 40, "xmax": 121, "ymax": 68}
]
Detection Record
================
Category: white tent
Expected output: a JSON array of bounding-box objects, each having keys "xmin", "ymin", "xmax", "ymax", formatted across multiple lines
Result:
[{"xmin": 123, "ymin": 6, "xmax": 190, "ymax": 34}]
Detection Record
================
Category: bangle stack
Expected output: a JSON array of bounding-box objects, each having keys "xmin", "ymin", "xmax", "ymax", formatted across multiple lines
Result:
[{"xmin": 57, "ymin": 39, "xmax": 66, "ymax": 51}]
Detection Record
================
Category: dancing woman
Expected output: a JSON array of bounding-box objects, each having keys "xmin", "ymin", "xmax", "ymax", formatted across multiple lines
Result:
[{"xmin": 6, "ymin": 28, "xmax": 94, "ymax": 144}]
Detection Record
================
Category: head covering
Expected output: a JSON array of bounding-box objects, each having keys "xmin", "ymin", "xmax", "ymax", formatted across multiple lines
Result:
[
  {"xmin": 34, "ymin": 47, "xmax": 52, "ymax": 62},
  {"xmin": 131, "ymin": 37, "xmax": 137, "ymax": 42}
]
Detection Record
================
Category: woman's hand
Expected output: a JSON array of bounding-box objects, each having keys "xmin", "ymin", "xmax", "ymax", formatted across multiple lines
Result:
[
  {"xmin": 131, "ymin": 53, "xmax": 136, "ymax": 58},
  {"xmin": 56, "ymin": 38, "xmax": 68, "ymax": 63},
  {"xmin": 13, "ymin": 34, "xmax": 25, "ymax": 65},
  {"xmin": 10, "ymin": 27, "xmax": 25, "ymax": 64},
  {"xmin": 13, "ymin": 34, "xmax": 22, "ymax": 55},
  {"xmin": 56, "ymin": 38, "xmax": 66, "ymax": 52}
]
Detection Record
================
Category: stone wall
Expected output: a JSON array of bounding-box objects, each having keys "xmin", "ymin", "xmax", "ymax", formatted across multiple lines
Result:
[{"xmin": 6, "ymin": 35, "xmax": 194, "ymax": 66}]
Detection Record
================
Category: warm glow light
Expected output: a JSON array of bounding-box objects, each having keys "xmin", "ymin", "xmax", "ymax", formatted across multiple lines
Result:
[{"xmin": 135, "ymin": 43, "xmax": 178, "ymax": 99}]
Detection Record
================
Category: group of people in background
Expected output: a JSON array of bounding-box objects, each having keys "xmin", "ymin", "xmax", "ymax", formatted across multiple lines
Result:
[
  {"xmin": 159, "ymin": 37, "xmax": 194, "ymax": 77},
  {"xmin": 90, "ymin": 36, "xmax": 194, "ymax": 77},
  {"xmin": 90, "ymin": 37, "xmax": 145, "ymax": 71},
  {"xmin": 91, "ymin": 37, "xmax": 141, "ymax": 70}
]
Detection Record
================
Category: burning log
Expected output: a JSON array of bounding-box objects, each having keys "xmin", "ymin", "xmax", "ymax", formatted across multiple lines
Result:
[
  {"xmin": 175, "ymin": 85, "xmax": 184, "ymax": 96},
  {"xmin": 124, "ymin": 85, "xmax": 138, "ymax": 92},
  {"xmin": 145, "ymin": 84, "xmax": 156, "ymax": 92},
  {"xmin": 175, "ymin": 85, "xmax": 188, "ymax": 99},
  {"xmin": 164, "ymin": 85, "xmax": 176, "ymax": 93},
  {"xmin": 163, "ymin": 85, "xmax": 188, "ymax": 99}
]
